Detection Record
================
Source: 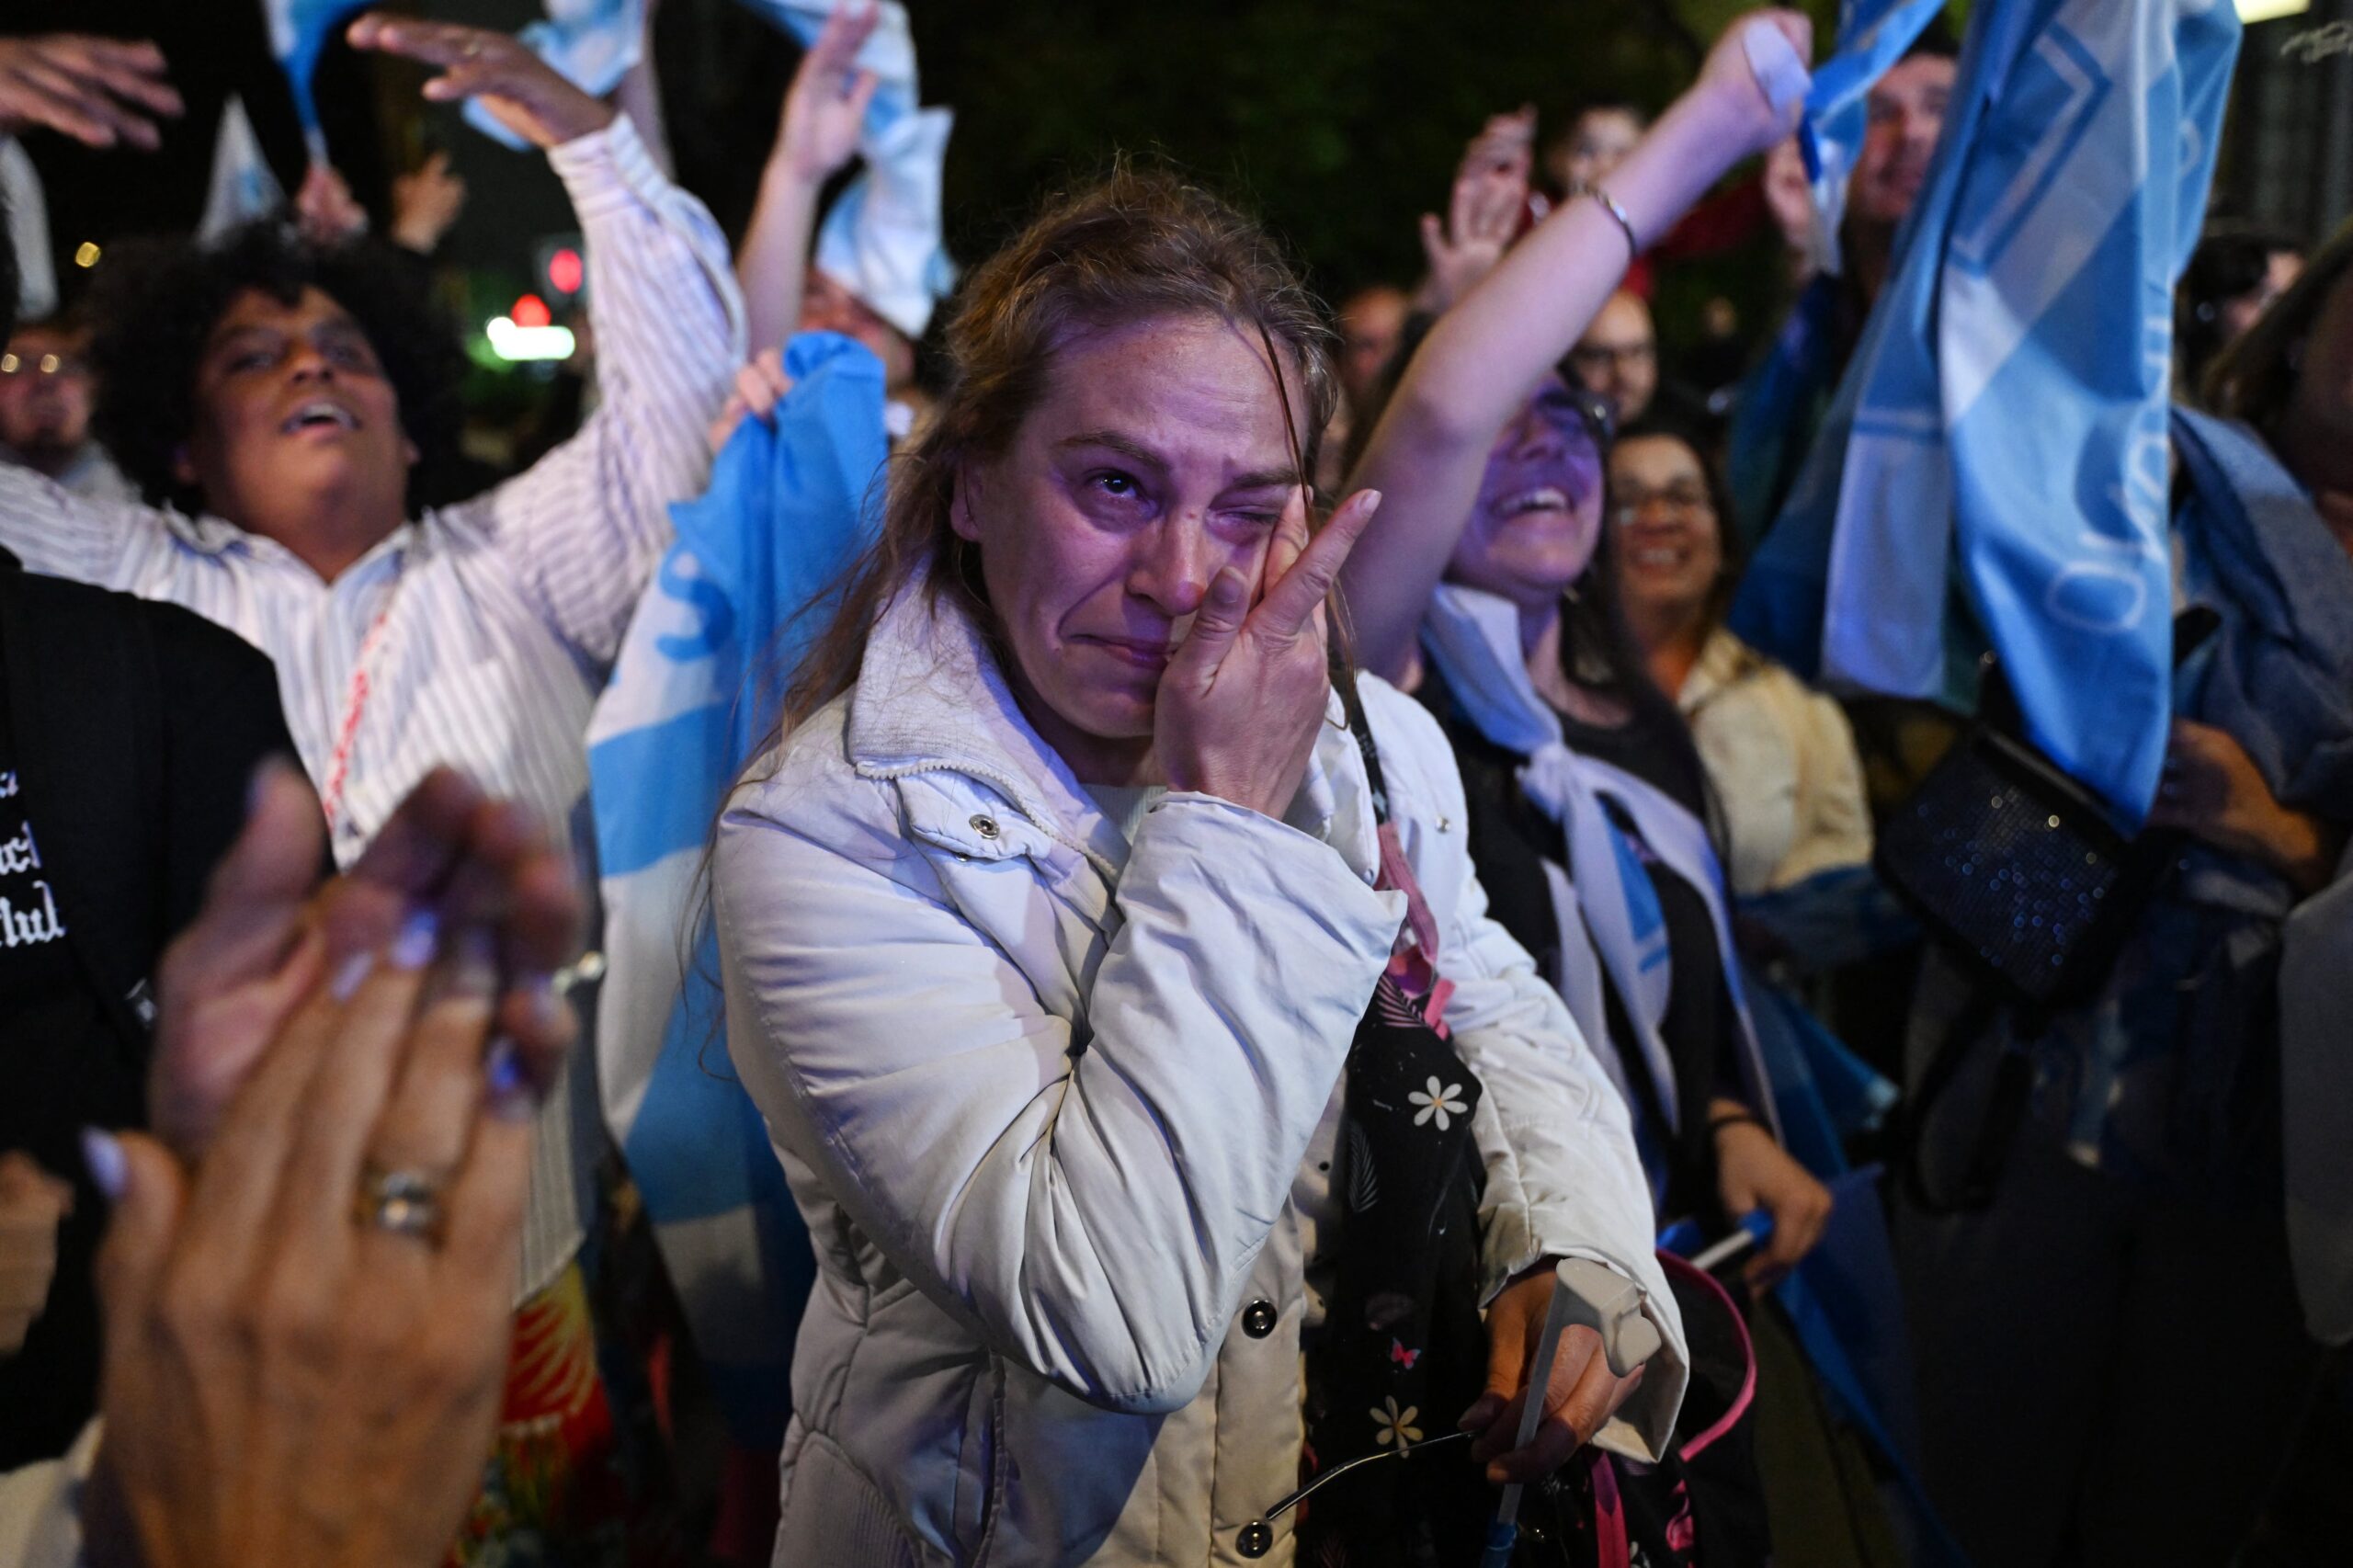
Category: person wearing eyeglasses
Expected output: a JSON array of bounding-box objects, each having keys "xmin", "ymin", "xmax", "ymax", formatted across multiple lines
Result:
[
  {"xmin": 0, "ymin": 316, "xmax": 131, "ymax": 505},
  {"xmin": 1343, "ymin": 12, "xmax": 1832, "ymax": 1294},
  {"xmin": 1608, "ymin": 423, "xmax": 1870, "ymax": 903},
  {"xmin": 1563, "ymin": 291, "xmax": 1659, "ymax": 429}
]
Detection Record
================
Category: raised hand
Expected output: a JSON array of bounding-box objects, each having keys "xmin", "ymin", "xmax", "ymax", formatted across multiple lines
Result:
[
  {"xmin": 777, "ymin": 0, "xmax": 881, "ymax": 185},
  {"xmin": 1154, "ymin": 488, "xmax": 1381, "ymax": 820},
  {"xmin": 1418, "ymin": 108, "xmax": 1534, "ymax": 314},
  {"xmin": 89, "ymin": 865, "xmax": 559, "ymax": 1568},
  {"xmin": 347, "ymin": 15, "xmax": 614, "ymax": 150},
  {"xmin": 389, "ymin": 150, "xmax": 468, "ymax": 255},
  {"xmin": 294, "ymin": 163, "xmax": 369, "ymax": 248},
  {"xmin": 0, "ymin": 35, "xmax": 182, "ymax": 150},
  {"xmin": 706, "ymin": 347, "xmax": 795, "ymax": 456},
  {"xmin": 1694, "ymin": 10, "xmax": 1814, "ymax": 165}
]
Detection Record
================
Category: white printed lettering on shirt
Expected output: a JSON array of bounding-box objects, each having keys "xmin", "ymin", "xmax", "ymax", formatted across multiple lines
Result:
[
  {"xmin": 0, "ymin": 879, "xmax": 66, "ymax": 946},
  {"xmin": 0, "ymin": 822, "xmax": 40, "ymax": 875},
  {"xmin": 0, "ymin": 770, "xmax": 17, "ymax": 800}
]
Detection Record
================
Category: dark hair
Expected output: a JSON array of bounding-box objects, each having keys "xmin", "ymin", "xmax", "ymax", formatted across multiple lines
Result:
[
  {"xmin": 2204, "ymin": 215, "xmax": 2353, "ymax": 437},
  {"xmin": 1347, "ymin": 315, "xmax": 1713, "ymax": 824},
  {"xmin": 86, "ymin": 222, "xmax": 469, "ymax": 514},
  {"xmin": 1608, "ymin": 416, "xmax": 1742, "ymax": 635},
  {"xmin": 1905, "ymin": 14, "xmax": 1961, "ymax": 59},
  {"xmin": 1560, "ymin": 432, "xmax": 1715, "ymax": 821},
  {"xmin": 2178, "ymin": 224, "xmax": 2307, "ymax": 397},
  {"xmin": 758, "ymin": 163, "xmax": 1337, "ymax": 752}
]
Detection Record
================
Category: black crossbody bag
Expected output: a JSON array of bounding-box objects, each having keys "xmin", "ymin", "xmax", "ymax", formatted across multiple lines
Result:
[{"xmin": 1878, "ymin": 610, "xmax": 2216, "ymax": 1212}]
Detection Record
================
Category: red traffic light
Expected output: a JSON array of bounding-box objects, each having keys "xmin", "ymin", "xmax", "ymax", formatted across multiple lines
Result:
[
  {"xmin": 548, "ymin": 246, "xmax": 584, "ymax": 296},
  {"xmin": 511, "ymin": 293, "xmax": 553, "ymax": 330}
]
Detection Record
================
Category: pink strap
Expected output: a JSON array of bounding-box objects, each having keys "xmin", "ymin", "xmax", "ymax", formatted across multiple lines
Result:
[{"xmin": 1591, "ymin": 1450, "xmax": 1631, "ymax": 1568}]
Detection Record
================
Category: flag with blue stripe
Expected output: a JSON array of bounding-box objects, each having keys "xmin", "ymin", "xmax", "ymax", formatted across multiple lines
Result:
[
  {"xmin": 586, "ymin": 331, "xmax": 887, "ymax": 1446},
  {"xmin": 264, "ymin": 0, "xmax": 372, "ymax": 137},
  {"xmin": 1733, "ymin": 0, "xmax": 2241, "ymax": 821}
]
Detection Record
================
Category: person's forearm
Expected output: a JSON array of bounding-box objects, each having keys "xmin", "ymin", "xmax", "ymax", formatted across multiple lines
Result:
[
  {"xmin": 1341, "ymin": 82, "xmax": 1758, "ymax": 678},
  {"xmin": 2261, "ymin": 807, "xmax": 2348, "ymax": 899},
  {"xmin": 737, "ymin": 157, "xmax": 822, "ymax": 353}
]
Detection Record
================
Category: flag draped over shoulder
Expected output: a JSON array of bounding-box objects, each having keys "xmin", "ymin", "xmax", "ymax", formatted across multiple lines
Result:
[
  {"xmin": 585, "ymin": 332, "xmax": 888, "ymax": 1446},
  {"xmin": 1732, "ymin": 0, "xmax": 2242, "ymax": 822}
]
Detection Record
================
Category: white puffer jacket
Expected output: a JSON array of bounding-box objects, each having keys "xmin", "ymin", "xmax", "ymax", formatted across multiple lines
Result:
[{"xmin": 713, "ymin": 585, "xmax": 1683, "ymax": 1567}]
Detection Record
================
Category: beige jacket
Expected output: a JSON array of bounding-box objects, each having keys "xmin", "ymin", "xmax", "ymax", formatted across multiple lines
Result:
[{"xmin": 1680, "ymin": 628, "xmax": 1873, "ymax": 898}]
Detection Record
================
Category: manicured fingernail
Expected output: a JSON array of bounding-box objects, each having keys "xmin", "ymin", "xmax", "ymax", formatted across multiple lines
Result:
[
  {"xmin": 246, "ymin": 758, "xmax": 282, "ymax": 817},
  {"xmin": 483, "ymin": 1037, "xmax": 539, "ymax": 1122},
  {"xmin": 448, "ymin": 926, "xmax": 497, "ymax": 995},
  {"xmin": 389, "ymin": 907, "xmax": 441, "ymax": 971},
  {"xmin": 331, "ymin": 949, "xmax": 376, "ymax": 1002},
  {"xmin": 522, "ymin": 973, "xmax": 563, "ymax": 1031},
  {"xmin": 81, "ymin": 1128, "xmax": 126, "ymax": 1202}
]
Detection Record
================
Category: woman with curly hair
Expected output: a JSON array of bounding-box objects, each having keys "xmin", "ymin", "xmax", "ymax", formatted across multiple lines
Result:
[{"xmin": 0, "ymin": 12, "xmax": 744, "ymax": 869}]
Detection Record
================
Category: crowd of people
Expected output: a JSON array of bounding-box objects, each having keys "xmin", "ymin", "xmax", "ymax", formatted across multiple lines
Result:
[{"xmin": 0, "ymin": 5, "xmax": 2347, "ymax": 1568}]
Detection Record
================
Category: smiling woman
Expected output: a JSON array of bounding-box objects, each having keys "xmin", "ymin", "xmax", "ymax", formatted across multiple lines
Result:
[{"xmin": 85, "ymin": 223, "xmax": 467, "ymax": 526}]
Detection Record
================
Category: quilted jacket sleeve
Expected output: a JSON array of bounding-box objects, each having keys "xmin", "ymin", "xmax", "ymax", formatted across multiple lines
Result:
[{"xmin": 715, "ymin": 739, "xmax": 1403, "ymax": 1415}]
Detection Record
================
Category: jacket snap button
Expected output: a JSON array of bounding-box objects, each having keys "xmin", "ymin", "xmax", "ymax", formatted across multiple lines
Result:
[
  {"xmin": 1236, "ymin": 1519, "xmax": 1273, "ymax": 1558},
  {"xmin": 970, "ymin": 814, "xmax": 1001, "ymax": 840},
  {"xmin": 1241, "ymin": 1299, "xmax": 1278, "ymax": 1338}
]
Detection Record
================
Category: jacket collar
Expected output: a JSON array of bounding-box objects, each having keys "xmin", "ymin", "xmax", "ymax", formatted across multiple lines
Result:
[
  {"xmin": 1677, "ymin": 626, "xmax": 1767, "ymax": 716},
  {"xmin": 845, "ymin": 578, "xmax": 1376, "ymax": 884}
]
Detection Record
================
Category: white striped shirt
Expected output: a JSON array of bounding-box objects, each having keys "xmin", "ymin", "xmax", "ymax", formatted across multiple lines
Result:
[
  {"xmin": 0, "ymin": 113, "xmax": 745, "ymax": 869},
  {"xmin": 0, "ymin": 114, "xmax": 745, "ymax": 1300}
]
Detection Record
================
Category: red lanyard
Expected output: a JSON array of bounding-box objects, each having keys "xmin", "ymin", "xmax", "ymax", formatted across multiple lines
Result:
[{"xmin": 317, "ymin": 587, "xmax": 400, "ymax": 837}]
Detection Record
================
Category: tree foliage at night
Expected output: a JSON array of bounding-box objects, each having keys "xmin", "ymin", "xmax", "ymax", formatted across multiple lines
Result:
[{"xmin": 663, "ymin": 0, "xmax": 1843, "ymax": 308}]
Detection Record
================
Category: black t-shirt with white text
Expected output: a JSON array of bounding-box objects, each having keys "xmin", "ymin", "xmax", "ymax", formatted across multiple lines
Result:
[{"xmin": 0, "ymin": 738, "xmax": 85, "ymax": 1064}]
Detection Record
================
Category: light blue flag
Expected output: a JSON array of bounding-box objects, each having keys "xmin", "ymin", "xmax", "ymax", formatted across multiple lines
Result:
[
  {"xmin": 585, "ymin": 332, "xmax": 887, "ymax": 1446},
  {"xmin": 747, "ymin": 1, "xmax": 954, "ymax": 338},
  {"xmin": 1793, "ymin": 0, "xmax": 1951, "ymax": 278},
  {"xmin": 1733, "ymin": 0, "xmax": 2241, "ymax": 821},
  {"xmin": 265, "ymin": 0, "xmax": 373, "ymax": 142},
  {"xmin": 466, "ymin": 0, "xmax": 645, "ymax": 151}
]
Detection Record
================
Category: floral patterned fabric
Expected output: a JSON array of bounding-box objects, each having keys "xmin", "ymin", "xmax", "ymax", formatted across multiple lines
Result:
[
  {"xmin": 447, "ymin": 1177, "xmax": 701, "ymax": 1568},
  {"xmin": 1295, "ymin": 825, "xmax": 1497, "ymax": 1567}
]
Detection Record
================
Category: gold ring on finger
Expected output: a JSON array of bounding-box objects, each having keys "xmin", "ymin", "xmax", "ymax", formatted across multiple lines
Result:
[{"xmin": 353, "ymin": 1164, "xmax": 449, "ymax": 1245}]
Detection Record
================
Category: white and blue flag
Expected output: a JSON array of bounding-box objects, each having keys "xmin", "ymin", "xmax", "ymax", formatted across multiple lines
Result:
[
  {"xmin": 1733, "ymin": 0, "xmax": 2242, "ymax": 820},
  {"xmin": 586, "ymin": 332, "xmax": 887, "ymax": 1446},
  {"xmin": 464, "ymin": 0, "xmax": 647, "ymax": 151}
]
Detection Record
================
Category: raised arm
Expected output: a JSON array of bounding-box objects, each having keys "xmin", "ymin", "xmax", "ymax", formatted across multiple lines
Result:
[
  {"xmin": 736, "ymin": 1, "xmax": 881, "ymax": 353},
  {"xmin": 348, "ymin": 14, "xmax": 747, "ymax": 670},
  {"xmin": 1341, "ymin": 13, "xmax": 1809, "ymax": 681},
  {"xmin": 0, "ymin": 462, "xmax": 171, "ymax": 587}
]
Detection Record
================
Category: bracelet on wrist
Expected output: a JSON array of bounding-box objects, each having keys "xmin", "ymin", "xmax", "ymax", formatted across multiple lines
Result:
[
  {"xmin": 1574, "ymin": 181, "xmax": 1641, "ymax": 267},
  {"xmin": 1708, "ymin": 1110, "xmax": 1768, "ymax": 1140}
]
